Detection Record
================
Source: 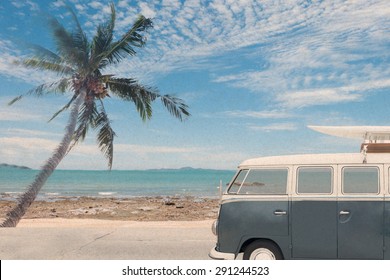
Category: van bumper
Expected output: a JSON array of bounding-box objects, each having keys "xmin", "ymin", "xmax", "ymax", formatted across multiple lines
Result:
[{"xmin": 209, "ymin": 246, "xmax": 235, "ymax": 260}]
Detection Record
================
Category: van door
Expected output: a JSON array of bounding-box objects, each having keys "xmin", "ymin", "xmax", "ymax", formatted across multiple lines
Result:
[
  {"xmin": 292, "ymin": 167, "xmax": 337, "ymax": 259},
  {"xmin": 338, "ymin": 166, "xmax": 384, "ymax": 259},
  {"xmin": 234, "ymin": 168, "xmax": 290, "ymax": 238},
  {"xmin": 218, "ymin": 168, "xmax": 290, "ymax": 255}
]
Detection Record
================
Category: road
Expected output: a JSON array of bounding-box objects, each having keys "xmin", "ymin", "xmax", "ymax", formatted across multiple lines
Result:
[{"xmin": 0, "ymin": 219, "xmax": 216, "ymax": 260}]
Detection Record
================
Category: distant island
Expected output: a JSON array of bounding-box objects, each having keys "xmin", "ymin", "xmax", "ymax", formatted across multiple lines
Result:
[
  {"xmin": 0, "ymin": 163, "xmax": 31, "ymax": 170},
  {"xmin": 147, "ymin": 167, "xmax": 216, "ymax": 171}
]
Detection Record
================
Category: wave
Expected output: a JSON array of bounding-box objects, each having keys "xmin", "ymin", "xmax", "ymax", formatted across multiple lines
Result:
[
  {"xmin": 44, "ymin": 192, "xmax": 60, "ymax": 196},
  {"xmin": 1, "ymin": 192, "xmax": 23, "ymax": 201},
  {"xmin": 3, "ymin": 191, "xmax": 23, "ymax": 195},
  {"xmin": 98, "ymin": 192, "xmax": 117, "ymax": 196}
]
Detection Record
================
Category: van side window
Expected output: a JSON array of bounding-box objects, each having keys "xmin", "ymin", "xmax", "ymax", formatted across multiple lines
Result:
[
  {"xmin": 236, "ymin": 169, "xmax": 288, "ymax": 195},
  {"xmin": 342, "ymin": 167, "xmax": 379, "ymax": 194},
  {"xmin": 297, "ymin": 167, "xmax": 332, "ymax": 194},
  {"xmin": 228, "ymin": 169, "xmax": 248, "ymax": 193}
]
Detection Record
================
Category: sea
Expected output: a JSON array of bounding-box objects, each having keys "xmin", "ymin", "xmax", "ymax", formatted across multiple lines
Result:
[{"xmin": 0, "ymin": 166, "xmax": 235, "ymax": 201}]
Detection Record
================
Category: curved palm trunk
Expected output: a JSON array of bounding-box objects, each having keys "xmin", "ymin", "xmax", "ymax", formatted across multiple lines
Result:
[{"xmin": 0, "ymin": 90, "xmax": 86, "ymax": 227}]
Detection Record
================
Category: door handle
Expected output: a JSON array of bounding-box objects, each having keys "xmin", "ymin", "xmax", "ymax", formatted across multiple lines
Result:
[
  {"xmin": 339, "ymin": 210, "xmax": 350, "ymax": 215},
  {"xmin": 274, "ymin": 210, "xmax": 287, "ymax": 216}
]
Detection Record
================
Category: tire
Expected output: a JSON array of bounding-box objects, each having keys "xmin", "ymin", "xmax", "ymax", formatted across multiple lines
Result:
[{"xmin": 243, "ymin": 240, "xmax": 283, "ymax": 260}]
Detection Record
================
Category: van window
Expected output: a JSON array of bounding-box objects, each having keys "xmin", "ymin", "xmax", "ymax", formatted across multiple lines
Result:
[
  {"xmin": 236, "ymin": 169, "xmax": 288, "ymax": 195},
  {"xmin": 297, "ymin": 167, "xmax": 332, "ymax": 194},
  {"xmin": 342, "ymin": 167, "xmax": 379, "ymax": 194},
  {"xmin": 228, "ymin": 169, "xmax": 248, "ymax": 193}
]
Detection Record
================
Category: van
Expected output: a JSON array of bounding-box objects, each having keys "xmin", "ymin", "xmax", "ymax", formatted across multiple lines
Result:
[{"xmin": 209, "ymin": 126, "xmax": 390, "ymax": 260}]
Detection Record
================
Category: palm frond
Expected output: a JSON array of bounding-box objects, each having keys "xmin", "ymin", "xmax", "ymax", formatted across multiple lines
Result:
[
  {"xmin": 49, "ymin": 16, "xmax": 76, "ymax": 59},
  {"xmin": 8, "ymin": 78, "xmax": 72, "ymax": 105},
  {"xmin": 20, "ymin": 58, "xmax": 74, "ymax": 75},
  {"xmin": 102, "ymin": 15, "xmax": 153, "ymax": 65},
  {"xmin": 8, "ymin": 95, "xmax": 23, "ymax": 106},
  {"xmin": 72, "ymin": 96, "xmax": 97, "ymax": 145},
  {"xmin": 48, "ymin": 14, "xmax": 88, "ymax": 70},
  {"xmin": 94, "ymin": 101, "xmax": 116, "ymax": 169},
  {"xmin": 106, "ymin": 78, "xmax": 190, "ymax": 121},
  {"xmin": 48, "ymin": 93, "xmax": 78, "ymax": 122},
  {"xmin": 90, "ymin": 2, "xmax": 116, "ymax": 70},
  {"xmin": 99, "ymin": 74, "xmax": 115, "ymax": 83},
  {"xmin": 66, "ymin": 5, "xmax": 89, "ymax": 69},
  {"xmin": 106, "ymin": 78, "xmax": 155, "ymax": 121},
  {"xmin": 28, "ymin": 43, "xmax": 62, "ymax": 63},
  {"xmin": 160, "ymin": 95, "xmax": 191, "ymax": 121}
]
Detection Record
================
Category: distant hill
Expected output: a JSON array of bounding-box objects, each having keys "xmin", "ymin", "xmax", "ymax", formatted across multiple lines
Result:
[
  {"xmin": 147, "ymin": 167, "xmax": 203, "ymax": 171},
  {"xmin": 0, "ymin": 163, "xmax": 31, "ymax": 170},
  {"xmin": 146, "ymin": 167, "xmax": 226, "ymax": 171}
]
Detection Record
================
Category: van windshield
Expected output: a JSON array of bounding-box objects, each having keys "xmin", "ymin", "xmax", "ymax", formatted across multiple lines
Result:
[
  {"xmin": 228, "ymin": 168, "xmax": 288, "ymax": 195},
  {"xmin": 228, "ymin": 170, "xmax": 248, "ymax": 193}
]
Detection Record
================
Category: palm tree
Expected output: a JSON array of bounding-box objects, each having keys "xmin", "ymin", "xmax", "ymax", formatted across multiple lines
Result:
[{"xmin": 0, "ymin": 3, "xmax": 189, "ymax": 227}]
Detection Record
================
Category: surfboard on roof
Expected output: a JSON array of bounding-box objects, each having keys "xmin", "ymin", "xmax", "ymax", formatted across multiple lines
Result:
[
  {"xmin": 308, "ymin": 125, "xmax": 390, "ymax": 141},
  {"xmin": 308, "ymin": 125, "xmax": 390, "ymax": 153}
]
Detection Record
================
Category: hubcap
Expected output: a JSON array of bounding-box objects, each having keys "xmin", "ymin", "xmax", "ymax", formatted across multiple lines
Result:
[{"xmin": 250, "ymin": 248, "xmax": 276, "ymax": 260}]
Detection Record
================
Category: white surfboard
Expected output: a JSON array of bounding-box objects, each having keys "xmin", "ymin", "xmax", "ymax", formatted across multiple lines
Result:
[{"xmin": 308, "ymin": 125, "xmax": 390, "ymax": 141}]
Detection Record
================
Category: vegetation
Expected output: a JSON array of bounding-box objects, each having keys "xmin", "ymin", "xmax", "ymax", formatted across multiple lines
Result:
[{"xmin": 0, "ymin": 3, "xmax": 189, "ymax": 227}]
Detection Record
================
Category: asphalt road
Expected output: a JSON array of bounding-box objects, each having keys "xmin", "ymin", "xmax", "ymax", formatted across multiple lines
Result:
[{"xmin": 0, "ymin": 220, "xmax": 216, "ymax": 260}]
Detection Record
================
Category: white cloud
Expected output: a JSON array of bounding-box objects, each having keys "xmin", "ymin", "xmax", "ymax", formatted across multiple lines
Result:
[
  {"xmin": 26, "ymin": 0, "xmax": 39, "ymax": 11},
  {"xmin": 139, "ymin": 2, "xmax": 156, "ymax": 18},
  {"xmin": 0, "ymin": 104, "xmax": 44, "ymax": 121},
  {"xmin": 0, "ymin": 134, "xmax": 233, "ymax": 169},
  {"xmin": 1, "ymin": 0, "xmax": 390, "ymax": 111},
  {"xmin": 88, "ymin": 1, "xmax": 104, "ymax": 10},
  {"xmin": 11, "ymin": 1, "xmax": 24, "ymax": 8},
  {"xmin": 51, "ymin": 0, "xmax": 66, "ymax": 9},
  {"xmin": 276, "ymin": 79, "xmax": 390, "ymax": 108},
  {"xmin": 223, "ymin": 110, "xmax": 292, "ymax": 119},
  {"xmin": 277, "ymin": 89, "xmax": 362, "ymax": 108},
  {"xmin": 110, "ymin": 144, "xmax": 246, "ymax": 170},
  {"xmin": 0, "ymin": 110, "xmax": 40, "ymax": 121},
  {"xmin": 115, "ymin": 144, "xmax": 203, "ymax": 155},
  {"xmin": 117, "ymin": 0, "xmax": 130, "ymax": 9},
  {"xmin": 4, "ymin": 128, "xmax": 61, "ymax": 138},
  {"xmin": 0, "ymin": 135, "xmax": 75, "ymax": 169},
  {"xmin": 11, "ymin": 0, "xmax": 39, "ymax": 11},
  {"xmin": 0, "ymin": 39, "xmax": 59, "ymax": 85},
  {"xmin": 75, "ymin": 4, "xmax": 87, "ymax": 12},
  {"xmin": 0, "ymin": 94, "xmax": 69, "ymax": 123},
  {"xmin": 0, "ymin": 137, "xmax": 58, "ymax": 167},
  {"xmin": 0, "ymin": 137, "xmax": 56, "ymax": 151},
  {"xmin": 248, "ymin": 123, "xmax": 298, "ymax": 132}
]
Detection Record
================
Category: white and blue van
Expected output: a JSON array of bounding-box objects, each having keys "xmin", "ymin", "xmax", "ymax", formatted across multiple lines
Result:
[{"xmin": 209, "ymin": 126, "xmax": 390, "ymax": 260}]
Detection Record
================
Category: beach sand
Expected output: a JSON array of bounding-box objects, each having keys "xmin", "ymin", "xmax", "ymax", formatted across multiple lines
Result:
[{"xmin": 0, "ymin": 196, "xmax": 220, "ymax": 223}]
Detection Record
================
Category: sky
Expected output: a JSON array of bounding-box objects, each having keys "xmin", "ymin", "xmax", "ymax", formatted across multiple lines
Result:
[{"xmin": 0, "ymin": 0, "xmax": 389, "ymax": 170}]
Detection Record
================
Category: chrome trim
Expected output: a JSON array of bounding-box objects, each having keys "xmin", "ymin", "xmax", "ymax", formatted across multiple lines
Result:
[
  {"xmin": 236, "ymin": 170, "xmax": 250, "ymax": 194},
  {"xmin": 209, "ymin": 246, "xmax": 235, "ymax": 260},
  {"xmin": 211, "ymin": 220, "xmax": 218, "ymax": 236},
  {"xmin": 274, "ymin": 210, "xmax": 287, "ymax": 216},
  {"xmin": 249, "ymin": 248, "xmax": 276, "ymax": 260}
]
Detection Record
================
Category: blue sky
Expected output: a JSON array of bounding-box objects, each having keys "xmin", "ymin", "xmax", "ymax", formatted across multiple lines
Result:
[{"xmin": 0, "ymin": 0, "xmax": 389, "ymax": 170}]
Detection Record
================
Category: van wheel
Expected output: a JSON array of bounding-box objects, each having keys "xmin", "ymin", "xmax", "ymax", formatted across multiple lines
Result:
[{"xmin": 243, "ymin": 240, "xmax": 283, "ymax": 260}]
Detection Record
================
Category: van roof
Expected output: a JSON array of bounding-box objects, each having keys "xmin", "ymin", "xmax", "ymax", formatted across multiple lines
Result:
[{"xmin": 239, "ymin": 153, "xmax": 390, "ymax": 167}]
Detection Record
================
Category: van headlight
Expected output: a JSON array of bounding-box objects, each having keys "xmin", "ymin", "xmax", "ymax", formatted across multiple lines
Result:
[{"xmin": 212, "ymin": 219, "xmax": 218, "ymax": 236}]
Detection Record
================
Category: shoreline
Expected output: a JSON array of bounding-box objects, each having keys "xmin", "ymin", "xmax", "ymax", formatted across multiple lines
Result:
[{"xmin": 0, "ymin": 196, "xmax": 220, "ymax": 222}]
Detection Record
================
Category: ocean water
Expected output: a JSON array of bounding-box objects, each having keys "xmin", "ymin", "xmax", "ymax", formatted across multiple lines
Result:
[{"xmin": 0, "ymin": 167, "xmax": 235, "ymax": 200}]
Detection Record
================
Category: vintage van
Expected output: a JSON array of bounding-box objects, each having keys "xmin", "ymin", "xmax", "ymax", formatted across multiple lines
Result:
[{"xmin": 209, "ymin": 126, "xmax": 390, "ymax": 260}]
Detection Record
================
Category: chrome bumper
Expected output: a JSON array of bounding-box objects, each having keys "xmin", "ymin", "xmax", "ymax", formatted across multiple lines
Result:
[{"xmin": 209, "ymin": 246, "xmax": 235, "ymax": 260}]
